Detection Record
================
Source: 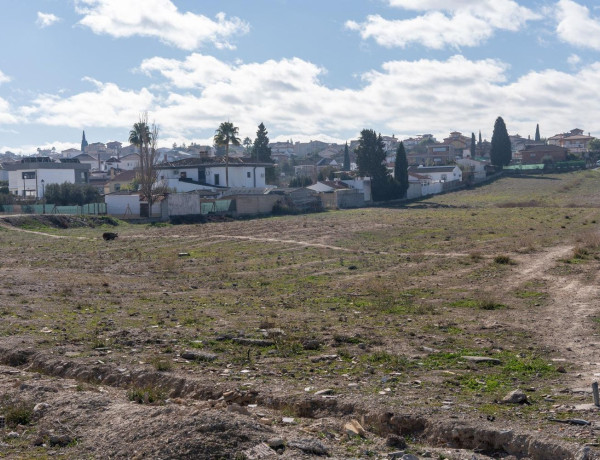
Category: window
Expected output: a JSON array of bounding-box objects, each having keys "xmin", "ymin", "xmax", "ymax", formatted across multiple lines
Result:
[
  {"xmin": 22, "ymin": 171, "xmax": 35, "ymax": 179},
  {"xmin": 247, "ymin": 171, "xmax": 251, "ymax": 178},
  {"xmin": 214, "ymin": 174, "xmax": 220, "ymax": 185},
  {"xmin": 441, "ymin": 174, "xmax": 447, "ymax": 181},
  {"xmin": 115, "ymin": 184, "xmax": 121, "ymax": 191},
  {"xmin": 180, "ymin": 171, "xmax": 187, "ymax": 179}
]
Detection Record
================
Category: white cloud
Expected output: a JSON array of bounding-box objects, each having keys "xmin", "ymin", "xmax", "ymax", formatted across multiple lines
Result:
[
  {"xmin": 556, "ymin": 0, "xmax": 600, "ymax": 50},
  {"xmin": 0, "ymin": 97, "xmax": 20, "ymax": 124},
  {"xmin": 23, "ymin": 79, "xmax": 155, "ymax": 128},
  {"xmin": 0, "ymin": 70, "xmax": 10, "ymax": 85},
  {"xmin": 347, "ymin": 0, "xmax": 540, "ymax": 49},
  {"xmin": 567, "ymin": 54, "xmax": 581, "ymax": 66},
  {"xmin": 36, "ymin": 12, "xmax": 61, "ymax": 28},
  {"xmin": 74, "ymin": 0, "xmax": 249, "ymax": 50},
  {"xmin": 14, "ymin": 54, "xmax": 600, "ymax": 145}
]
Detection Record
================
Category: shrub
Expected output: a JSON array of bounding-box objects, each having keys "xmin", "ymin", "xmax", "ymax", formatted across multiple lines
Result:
[
  {"xmin": 4, "ymin": 401, "xmax": 33, "ymax": 427},
  {"xmin": 127, "ymin": 386, "xmax": 166, "ymax": 404},
  {"xmin": 494, "ymin": 255, "xmax": 515, "ymax": 265}
]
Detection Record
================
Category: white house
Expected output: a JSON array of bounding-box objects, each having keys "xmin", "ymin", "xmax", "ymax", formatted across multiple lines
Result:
[
  {"xmin": 4, "ymin": 157, "xmax": 91, "ymax": 198},
  {"xmin": 155, "ymin": 158, "xmax": 269, "ymax": 192},
  {"xmin": 119, "ymin": 153, "xmax": 140, "ymax": 171},
  {"xmin": 407, "ymin": 165, "xmax": 462, "ymax": 183}
]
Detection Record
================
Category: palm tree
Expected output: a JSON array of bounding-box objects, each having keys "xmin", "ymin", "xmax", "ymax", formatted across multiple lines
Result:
[
  {"xmin": 129, "ymin": 121, "xmax": 151, "ymax": 156},
  {"xmin": 214, "ymin": 121, "xmax": 241, "ymax": 187}
]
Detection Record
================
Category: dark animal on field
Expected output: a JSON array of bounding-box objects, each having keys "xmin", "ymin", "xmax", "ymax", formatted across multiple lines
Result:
[{"xmin": 102, "ymin": 232, "xmax": 118, "ymax": 241}]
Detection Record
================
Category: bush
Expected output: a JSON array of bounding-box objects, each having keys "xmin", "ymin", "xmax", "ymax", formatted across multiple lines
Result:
[
  {"xmin": 494, "ymin": 255, "xmax": 515, "ymax": 265},
  {"xmin": 44, "ymin": 182, "xmax": 101, "ymax": 206},
  {"xmin": 4, "ymin": 401, "xmax": 33, "ymax": 427},
  {"xmin": 127, "ymin": 386, "xmax": 166, "ymax": 404}
]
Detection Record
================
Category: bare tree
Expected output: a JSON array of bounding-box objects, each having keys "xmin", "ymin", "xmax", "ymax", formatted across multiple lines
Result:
[{"xmin": 129, "ymin": 113, "xmax": 164, "ymax": 216}]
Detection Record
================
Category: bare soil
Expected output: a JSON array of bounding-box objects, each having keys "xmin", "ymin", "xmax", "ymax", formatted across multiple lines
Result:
[{"xmin": 1, "ymin": 172, "xmax": 600, "ymax": 459}]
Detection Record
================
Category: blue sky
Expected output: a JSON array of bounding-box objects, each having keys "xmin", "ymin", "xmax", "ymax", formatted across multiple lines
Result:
[{"xmin": 1, "ymin": 0, "xmax": 600, "ymax": 154}]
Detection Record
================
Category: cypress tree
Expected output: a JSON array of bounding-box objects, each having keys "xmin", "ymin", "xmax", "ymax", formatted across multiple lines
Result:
[
  {"xmin": 470, "ymin": 132, "xmax": 476, "ymax": 157},
  {"xmin": 252, "ymin": 122, "xmax": 274, "ymax": 183},
  {"xmin": 252, "ymin": 122, "xmax": 272, "ymax": 163},
  {"xmin": 394, "ymin": 142, "xmax": 409, "ymax": 198},
  {"xmin": 343, "ymin": 142, "xmax": 350, "ymax": 171},
  {"xmin": 356, "ymin": 129, "xmax": 390, "ymax": 201},
  {"xmin": 490, "ymin": 117, "xmax": 512, "ymax": 168},
  {"xmin": 81, "ymin": 130, "xmax": 88, "ymax": 152},
  {"xmin": 535, "ymin": 124, "xmax": 540, "ymax": 142}
]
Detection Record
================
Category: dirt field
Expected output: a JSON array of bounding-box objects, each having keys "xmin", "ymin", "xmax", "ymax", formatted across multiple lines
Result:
[{"xmin": 2, "ymin": 171, "xmax": 600, "ymax": 459}]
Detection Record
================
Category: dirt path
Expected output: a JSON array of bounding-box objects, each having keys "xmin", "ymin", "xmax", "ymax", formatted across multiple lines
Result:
[{"xmin": 510, "ymin": 245, "xmax": 600, "ymax": 383}]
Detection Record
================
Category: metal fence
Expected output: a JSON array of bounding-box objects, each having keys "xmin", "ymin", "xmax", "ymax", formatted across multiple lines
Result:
[{"xmin": 0, "ymin": 203, "xmax": 107, "ymax": 215}]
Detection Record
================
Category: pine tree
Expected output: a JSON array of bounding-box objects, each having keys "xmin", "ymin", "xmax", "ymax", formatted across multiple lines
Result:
[
  {"xmin": 394, "ymin": 142, "xmax": 409, "ymax": 198},
  {"xmin": 470, "ymin": 132, "xmax": 476, "ymax": 157},
  {"xmin": 490, "ymin": 117, "xmax": 512, "ymax": 168},
  {"xmin": 342, "ymin": 142, "xmax": 350, "ymax": 171},
  {"xmin": 535, "ymin": 124, "xmax": 540, "ymax": 142}
]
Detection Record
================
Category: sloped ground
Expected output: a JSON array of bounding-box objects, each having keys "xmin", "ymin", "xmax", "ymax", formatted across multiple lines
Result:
[{"xmin": 1, "ymin": 171, "xmax": 600, "ymax": 458}]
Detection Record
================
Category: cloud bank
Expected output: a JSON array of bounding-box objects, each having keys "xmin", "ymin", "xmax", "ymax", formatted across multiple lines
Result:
[{"xmin": 75, "ymin": 0, "xmax": 249, "ymax": 50}]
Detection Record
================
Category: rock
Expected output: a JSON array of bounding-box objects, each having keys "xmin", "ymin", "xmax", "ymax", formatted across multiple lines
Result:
[
  {"xmin": 344, "ymin": 419, "xmax": 366, "ymax": 437},
  {"xmin": 242, "ymin": 442, "xmax": 279, "ymax": 459},
  {"xmin": 301, "ymin": 339, "xmax": 321, "ymax": 350},
  {"xmin": 387, "ymin": 452, "xmax": 405, "ymax": 459},
  {"xmin": 310, "ymin": 354, "xmax": 338, "ymax": 363},
  {"xmin": 49, "ymin": 434, "xmax": 72, "ymax": 447},
  {"xmin": 576, "ymin": 446, "xmax": 593, "ymax": 460},
  {"xmin": 288, "ymin": 438, "xmax": 329, "ymax": 456},
  {"xmin": 7, "ymin": 431, "xmax": 19, "ymax": 439},
  {"xmin": 267, "ymin": 438, "xmax": 285, "ymax": 449},
  {"xmin": 265, "ymin": 328, "xmax": 285, "ymax": 338},
  {"xmin": 33, "ymin": 402, "xmax": 50, "ymax": 414},
  {"xmin": 314, "ymin": 388, "xmax": 334, "ymax": 396},
  {"xmin": 227, "ymin": 403, "xmax": 250, "ymax": 416},
  {"xmin": 178, "ymin": 252, "xmax": 190, "ymax": 257},
  {"xmin": 282, "ymin": 417, "xmax": 295, "ymax": 424},
  {"xmin": 232, "ymin": 338, "xmax": 275, "ymax": 347},
  {"xmin": 401, "ymin": 455, "xmax": 419, "ymax": 460},
  {"xmin": 180, "ymin": 350, "xmax": 217, "ymax": 362},
  {"xmin": 462, "ymin": 355, "xmax": 502, "ymax": 365},
  {"xmin": 502, "ymin": 389, "xmax": 529, "ymax": 404},
  {"xmin": 386, "ymin": 434, "xmax": 407, "ymax": 448}
]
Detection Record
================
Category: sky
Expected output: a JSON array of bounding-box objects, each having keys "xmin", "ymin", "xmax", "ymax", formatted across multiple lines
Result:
[{"xmin": 1, "ymin": 0, "xmax": 600, "ymax": 154}]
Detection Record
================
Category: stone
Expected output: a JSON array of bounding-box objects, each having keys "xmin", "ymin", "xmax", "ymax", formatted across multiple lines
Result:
[
  {"xmin": 49, "ymin": 434, "xmax": 72, "ymax": 447},
  {"xmin": 301, "ymin": 339, "xmax": 321, "ymax": 350},
  {"xmin": 344, "ymin": 419, "xmax": 366, "ymax": 437},
  {"xmin": 576, "ymin": 446, "xmax": 593, "ymax": 460},
  {"xmin": 180, "ymin": 350, "xmax": 217, "ymax": 362},
  {"xmin": 282, "ymin": 417, "xmax": 295, "ymax": 424},
  {"xmin": 242, "ymin": 442, "xmax": 278, "ymax": 459},
  {"xmin": 401, "ymin": 455, "xmax": 419, "ymax": 460},
  {"xmin": 310, "ymin": 354, "xmax": 338, "ymax": 363},
  {"xmin": 502, "ymin": 389, "xmax": 529, "ymax": 404},
  {"xmin": 386, "ymin": 434, "xmax": 407, "ymax": 448},
  {"xmin": 288, "ymin": 438, "xmax": 329, "ymax": 456},
  {"xmin": 227, "ymin": 403, "xmax": 250, "ymax": 416},
  {"xmin": 265, "ymin": 328, "xmax": 285, "ymax": 338},
  {"xmin": 232, "ymin": 338, "xmax": 275, "ymax": 347},
  {"xmin": 33, "ymin": 402, "xmax": 50, "ymax": 414},
  {"xmin": 387, "ymin": 452, "xmax": 405, "ymax": 459},
  {"xmin": 462, "ymin": 355, "xmax": 502, "ymax": 365},
  {"xmin": 7, "ymin": 432, "xmax": 19, "ymax": 439},
  {"xmin": 267, "ymin": 438, "xmax": 285, "ymax": 449},
  {"xmin": 314, "ymin": 389, "xmax": 334, "ymax": 396}
]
